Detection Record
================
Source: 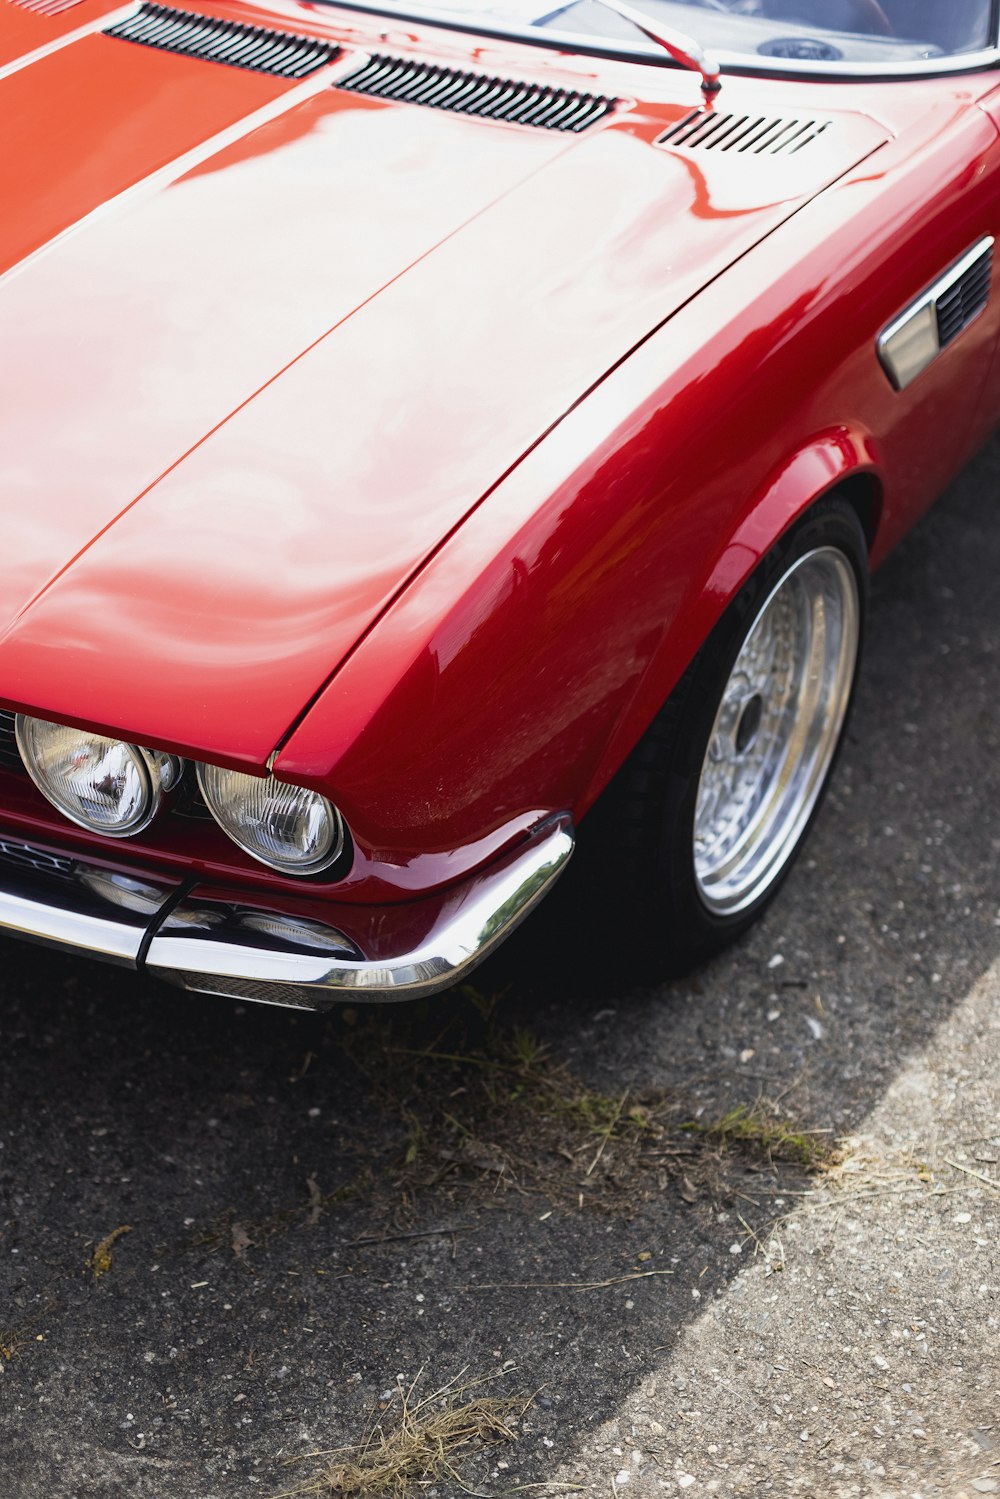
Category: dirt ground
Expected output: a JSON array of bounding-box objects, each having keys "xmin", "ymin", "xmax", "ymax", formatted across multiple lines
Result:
[{"xmin": 1, "ymin": 437, "xmax": 997, "ymax": 1499}]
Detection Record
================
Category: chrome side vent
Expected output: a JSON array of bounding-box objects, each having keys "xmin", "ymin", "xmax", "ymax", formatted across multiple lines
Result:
[
  {"xmin": 103, "ymin": 3, "xmax": 340, "ymax": 79},
  {"xmin": 878, "ymin": 238, "xmax": 993, "ymax": 391},
  {"xmin": 658, "ymin": 109, "xmax": 831, "ymax": 154},
  {"xmin": 7, "ymin": 0, "xmax": 85, "ymax": 14},
  {"xmin": 936, "ymin": 242, "xmax": 991, "ymax": 347},
  {"xmin": 335, "ymin": 54, "xmax": 615, "ymax": 132}
]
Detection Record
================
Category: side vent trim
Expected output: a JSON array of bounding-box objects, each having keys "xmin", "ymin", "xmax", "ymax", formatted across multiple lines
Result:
[
  {"xmin": 335, "ymin": 54, "xmax": 615, "ymax": 132},
  {"xmin": 877, "ymin": 238, "xmax": 993, "ymax": 391},
  {"xmin": 936, "ymin": 243, "xmax": 992, "ymax": 347},
  {"xmin": 658, "ymin": 109, "xmax": 831, "ymax": 155},
  {"xmin": 103, "ymin": 3, "xmax": 340, "ymax": 79}
]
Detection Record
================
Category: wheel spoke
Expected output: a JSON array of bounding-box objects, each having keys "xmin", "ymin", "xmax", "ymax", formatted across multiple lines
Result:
[{"xmin": 693, "ymin": 547, "xmax": 859, "ymax": 915}]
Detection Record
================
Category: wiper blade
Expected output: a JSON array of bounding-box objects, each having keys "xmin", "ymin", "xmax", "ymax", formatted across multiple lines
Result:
[{"xmin": 591, "ymin": 0, "xmax": 721, "ymax": 98}]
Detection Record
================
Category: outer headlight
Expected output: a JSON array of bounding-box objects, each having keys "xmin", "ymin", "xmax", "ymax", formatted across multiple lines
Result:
[
  {"xmin": 15, "ymin": 716, "xmax": 180, "ymax": 836},
  {"xmin": 196, "ymin": 765, "xmax": 344, "ymax": 876}
]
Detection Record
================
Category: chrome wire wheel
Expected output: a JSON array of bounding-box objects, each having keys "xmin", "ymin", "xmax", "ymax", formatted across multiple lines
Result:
[{"xmin": 693, "ymin": 546, "xmax": 860, "ymax": 916}]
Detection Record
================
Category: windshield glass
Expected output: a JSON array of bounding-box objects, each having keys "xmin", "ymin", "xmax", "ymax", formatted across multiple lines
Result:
[{"xmin": 340, "ymin": 0, "xmax": 996, "ymax": 69}]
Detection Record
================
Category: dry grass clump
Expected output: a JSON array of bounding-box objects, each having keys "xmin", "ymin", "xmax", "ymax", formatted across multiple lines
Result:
[
  {"xmin": 85, "ymin": 1224, "xmax": 132, "ymax": 1280},
  {"xmin": 278, "ymin": 1370, "xmax": 529, "ymax": 1498},
  {"xmin": 682, "ymin": 1103, "xmax": 838, "ymax": 1170},
  {"xmin": 335, "ymin": 989, "xmax": 836, "ymax": 1215}
]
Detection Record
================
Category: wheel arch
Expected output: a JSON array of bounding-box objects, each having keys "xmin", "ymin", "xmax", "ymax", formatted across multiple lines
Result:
[{"xmin": 578, "ymin": 433, "xmax": 884, "ymax": 819}]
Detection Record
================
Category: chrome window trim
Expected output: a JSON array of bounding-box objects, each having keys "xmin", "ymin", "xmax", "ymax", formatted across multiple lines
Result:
[{"xmin": 316, "ymin": 0, "xmax": 1000, "ymax": 84}]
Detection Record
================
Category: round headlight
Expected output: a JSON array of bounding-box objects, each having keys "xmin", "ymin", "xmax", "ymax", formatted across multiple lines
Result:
[
  {"xmin": 196, "ymin": 765, "xmax": 344, "ymax": 876},
  {"xmin": 15, "ymin": 716, "xmax": 174, "ymax": 836}
]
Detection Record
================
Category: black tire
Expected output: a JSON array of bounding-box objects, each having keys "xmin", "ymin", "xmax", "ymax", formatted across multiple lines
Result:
[{"xmin": 588, "ymin": 496, "xmax": 869, "ymax": 976}]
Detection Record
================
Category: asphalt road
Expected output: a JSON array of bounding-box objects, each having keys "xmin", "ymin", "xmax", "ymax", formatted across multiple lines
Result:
[{"xmin": 1, "ymin": 436, "xmax": 997, "ymax": 1499}]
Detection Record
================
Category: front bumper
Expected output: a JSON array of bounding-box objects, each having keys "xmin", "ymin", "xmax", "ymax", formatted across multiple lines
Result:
[{"xmin": 0, "ymin": 815, "xmax": 573, "ymax": 1008}]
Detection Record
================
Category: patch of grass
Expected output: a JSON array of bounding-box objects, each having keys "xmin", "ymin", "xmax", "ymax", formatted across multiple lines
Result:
[
  {"xmin": 336, "ymin": 989, "xmax": 679, "ymax": 1213},
  {"xmin": 277, "ymin": 1370, "xmax": 529, "ymax": 1498},
  {"xmin": 682, "ymin": 1103, "xmax": 839, "ymax": 1170},
  {"xmin": 330, "ymin": 990, "xmax": 839, "ymax": 1217}
]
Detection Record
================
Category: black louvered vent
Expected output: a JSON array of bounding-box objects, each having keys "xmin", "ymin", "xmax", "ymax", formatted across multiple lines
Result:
[
  {"xmin": 103, "ymin": 4, "xmax": 340, "ymax": 78},
  {"xmin": 8, "ymin": 0, "xmax": 85, "ymax": 15},
  {"xmin": 336, "ymin": 54, "xmax": 615, "ymax": 132},
  {"xmin": 0, "ymin": 710, "xmax": 20, "ymax": 773},
  {"xmin": 936, "ymin": 244, "xmax": 992, "ymax": 348},
  {"xmin": 658, "ymin": 109, "xmax": 831, "ymax": 155}
]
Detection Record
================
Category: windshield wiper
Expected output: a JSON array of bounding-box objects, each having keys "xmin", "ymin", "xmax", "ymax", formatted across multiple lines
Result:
[{"xmin": 591, "ymin": 0, "xmax": 722, "ymax": 98}]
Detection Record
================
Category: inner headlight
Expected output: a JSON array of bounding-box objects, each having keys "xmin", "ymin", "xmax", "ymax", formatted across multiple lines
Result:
[
  {"xmin": 15, "ymin": 716, "xmax": 180, "ymax": 837},
  {"xmin": 196, "ymin": 764, "xmax": 344, "ymax": 876}
]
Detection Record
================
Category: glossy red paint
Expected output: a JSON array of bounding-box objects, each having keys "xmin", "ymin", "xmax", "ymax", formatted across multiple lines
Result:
[
  {"xmin": 0, "ymin": 61, "xmax": 885, "ymax": 766},
  {"xmin": 1, "ymin": 0, "xmax": 1000, "ymax": 922},
  {"xmin": 277, "ymin": 73, "xmax": 1000, "ymax": 872},
  {"xmin": 0, "ymin": 0, "xmax": 120, "ymax": 69}
]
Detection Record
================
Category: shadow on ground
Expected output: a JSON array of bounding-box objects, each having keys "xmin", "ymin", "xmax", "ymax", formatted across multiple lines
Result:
[{"xmin": 1, "ymin": 442, "xmax": 997, "ymax": 1498}]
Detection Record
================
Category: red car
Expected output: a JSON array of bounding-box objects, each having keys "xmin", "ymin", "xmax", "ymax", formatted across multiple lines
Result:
[{"xmin": 0, "ymin": 0, "xmax": 996, "ymax": 1005}]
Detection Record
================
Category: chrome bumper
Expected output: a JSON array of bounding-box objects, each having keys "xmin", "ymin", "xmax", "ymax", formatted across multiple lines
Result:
[{"xmin": 0, "ymin": 815, "xmax": 573, "ymax": 1008}]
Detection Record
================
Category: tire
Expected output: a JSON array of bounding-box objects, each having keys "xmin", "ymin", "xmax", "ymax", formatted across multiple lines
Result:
[{"xmin": 593, "ymin": 496, "xmax": 868, "ymax": 976}]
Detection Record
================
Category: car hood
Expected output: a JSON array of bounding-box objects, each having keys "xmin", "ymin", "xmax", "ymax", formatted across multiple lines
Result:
[{"xmin": 0, "ymin": 5, "xmax": 888, "ymax": 766}]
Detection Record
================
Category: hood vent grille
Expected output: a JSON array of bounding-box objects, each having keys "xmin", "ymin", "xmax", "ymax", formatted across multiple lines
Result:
[
  {"xmin": 103, "ymin": 4, "xmax": 340, "ymax": 79},
  {"xmin": 658, "ymin": 109, "xmax": 831, "ymax": 155},
  {"xmin": 335, "ymin": 54, "xmax": 615, "ymax": 133},
  {"xmin": 8, "ymin": 0, "xmax": 86, "ymax": 14},
  {"xmin": 936, "ymin": 243, "xmax": 991, "ymax": 347}
]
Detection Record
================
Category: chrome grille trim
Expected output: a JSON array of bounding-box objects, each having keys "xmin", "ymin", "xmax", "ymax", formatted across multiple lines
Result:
[
  {"xmin": 0, "ymin": 838, "xmax": 76, "ymax": 878},
  {"xmin": 336, "ymin": 53, "xmax": 615, "ymax": 132},
  {"xmin": 103, "ymin": 3, "xmax": 340, "ymax": 78},
  {"xmin": 658, "ymin": 109, "xmax": 831, "ymax": 154},
  {"xmin": 0, "ymin": 709, "xmax": 21, "ymax": 772}
]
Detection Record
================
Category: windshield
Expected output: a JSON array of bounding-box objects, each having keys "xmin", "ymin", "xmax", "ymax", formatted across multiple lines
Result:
[{"xmin": 336, "ymin": 0, "xmax": 997, "ymax": 70}]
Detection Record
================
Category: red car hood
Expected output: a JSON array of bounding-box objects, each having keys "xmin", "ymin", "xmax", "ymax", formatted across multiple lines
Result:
[{"xmin": 0, "ymin": 4, "xmax": 888, "ymax": 766}]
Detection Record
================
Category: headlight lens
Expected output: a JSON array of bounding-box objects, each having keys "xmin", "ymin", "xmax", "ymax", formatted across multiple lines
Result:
[
  {"xmin": 15, "ymin": 717, "xmax": 176, "ymax": 836},
  {"xmin": 196, "ymin": 765, "xmax": 343, "ymax": 876}
]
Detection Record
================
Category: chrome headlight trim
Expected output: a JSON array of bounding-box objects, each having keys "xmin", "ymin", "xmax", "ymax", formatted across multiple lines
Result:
[
  {"xmin": 195, "ymin": 763, "xmax": 346, "ymax": 877},
  {"xmin": 14, "ymin": 715, "xmax": 181, "ymax": 838}
]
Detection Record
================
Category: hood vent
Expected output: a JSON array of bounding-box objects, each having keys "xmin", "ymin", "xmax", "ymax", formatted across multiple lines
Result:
[
  {"xmin": 335, "ymin": 54, "xmax": 615, "ymax": 133},
  {"xmin": 936, "ymin": 241, "xmax": 991, "ymax": 347},
  {"xmin": 8, "ymin": 0, "xmax": 85, "ymax": 13},
  {"xmin": 658, "ymin": 109, "xmax": 831, "ymax": 155},
  {"xmin": 103, "ymin": 4, "xmax": 340, "ymax": 79}
]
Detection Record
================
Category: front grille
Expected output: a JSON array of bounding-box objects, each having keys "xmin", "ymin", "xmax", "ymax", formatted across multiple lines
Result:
[
  {"xmin": 658, "ymin": 109, "xmax": 831, "ymax": 155},
  {"xmin": 103, "ymin": 3, "xmax": 340, "ymax": 79},
  {"xmin": 936, "ymin": 245, "xmax": 991, "ymax": 347},
  {"xmin": 336, "ymin": 54, "xmax": 615, "ymax": 133},
  {"xmin": 0, "ymin": 837, "xmax": 76, "ymax": 878},
  {"xmin": 172, "ymin": 767, "xmax": 215, "ymax": 821},
  {"xmin": 0, "ymin": 710, "xmax": 21, "ymax": 772}
]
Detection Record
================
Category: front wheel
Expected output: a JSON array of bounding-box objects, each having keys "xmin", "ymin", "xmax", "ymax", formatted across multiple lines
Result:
[{"xmin": 600, "ymin": 497, "xmax": 868, "ymax": 975}]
